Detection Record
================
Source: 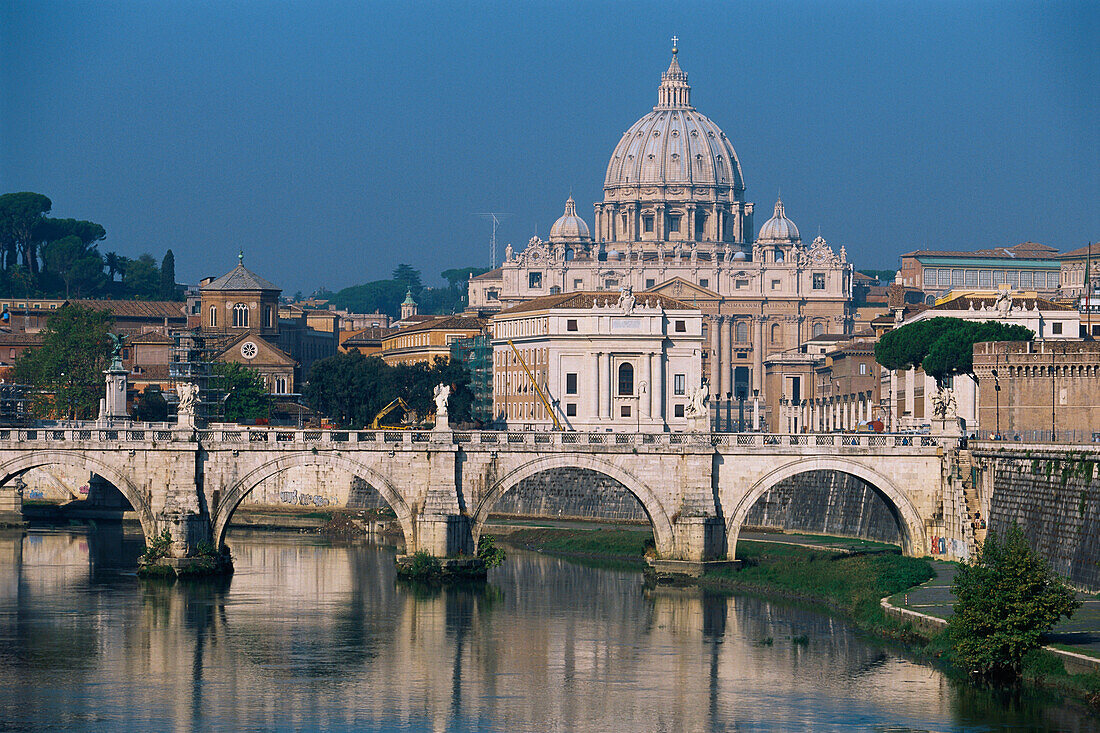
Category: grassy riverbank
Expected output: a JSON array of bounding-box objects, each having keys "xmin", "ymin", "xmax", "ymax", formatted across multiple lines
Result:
[{"xmin": 498, "ymin": 526, "xmax": 1100, "ymax": 710}]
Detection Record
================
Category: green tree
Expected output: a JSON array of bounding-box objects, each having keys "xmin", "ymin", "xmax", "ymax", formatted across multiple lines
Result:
[
  {"xmin": 326, "ymin": 279, "xmax": 407, "ymax": 316},
  {"xmin": 104, "ymin": 252, "xmax": 123, "ymax": 282},
  {"xmin": 441, "ymin": 266, "xmax": 490, "ymax": 290},
  {"xmin": 122, "ymin": 253, "xmax": 160, "ymax": 300},
  {"xmin": 133, "ymin": 386, "xmax": 169, "ymax": 422},
  {"xmin": 949, "ymin": 523, "xmax": 1079, "ymax": 681},
  {"xmin": 41, "ymin": 235, "xmax": 105, "ymax": 298},
  {"xmin": 0, "ymin": 192, "xmax": 51, "ymax": 273},
  {"xmin": 391, "ymin": 264, "xmax": 422, "ymax": 294},
  {"xmin": 13, "ymin": 305, "xmax": 113, "ymax": 418},
  {"xmin": 160, "ymin": 249, "xmax": 178, "ymax": 300},
  {"xmin": 874, "ymin": 317, "xmax": 1033, "ymax": 388},
  {"xmin": 33, "ymin": 218, "xmax": 106, "ymax": 249},
  {"xmin": 213, "ymin": 362, "xmax": 271, "ymax": 423}
]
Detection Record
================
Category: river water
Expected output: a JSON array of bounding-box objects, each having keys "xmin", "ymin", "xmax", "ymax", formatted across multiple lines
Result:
[{"xmin": 0, "ymin": 526, "xmax": 1095, "ymax": 732}]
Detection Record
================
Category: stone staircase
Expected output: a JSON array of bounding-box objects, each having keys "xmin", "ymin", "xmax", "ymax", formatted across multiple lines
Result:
[{"xmin": 957, "ymin": 450, "xmax": 987, "ymax": 550}]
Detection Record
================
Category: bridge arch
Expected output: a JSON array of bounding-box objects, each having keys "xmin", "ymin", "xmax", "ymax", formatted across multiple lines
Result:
[
  {"xmin": 212, "ymin": 453, "xmax": 414, "ymax": 549},
  {"xmin": 726, "ymin": 458, "xmax": 928, "ymax": 558},
  {"xmin": 471, "ymin": 454, "xmax": 676, "ymax": 557},
  {"xmin": 0, "ymin": 451, "xmax": 156, "ymax": 540}
]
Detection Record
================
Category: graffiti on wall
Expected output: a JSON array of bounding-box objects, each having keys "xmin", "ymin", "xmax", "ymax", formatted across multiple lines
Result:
[{"xmin": 278, "ymin": 490, "xmax": 330, "ymax": 507}]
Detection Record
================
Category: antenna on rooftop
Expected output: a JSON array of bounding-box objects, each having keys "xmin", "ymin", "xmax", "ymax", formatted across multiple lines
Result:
[{"xmin": 474, "ymin": 212, "xmax": 511, "ymax": 268}]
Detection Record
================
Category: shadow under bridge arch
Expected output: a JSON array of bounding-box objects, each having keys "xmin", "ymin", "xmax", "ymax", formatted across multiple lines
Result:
[
  {"xmin": 471, "ymin": 454, "xmax": 676, "ymax": 557},
  {"xmin": 0, "ymin": 451, "xmax": 156, "ymax": 540},
  {"xmin": 726, "ymin": 457, "xmax": 928, "ymax": 559},
  {"xmin": 211, "ymin": 453, "xmax": 414, "ymax": 549}
]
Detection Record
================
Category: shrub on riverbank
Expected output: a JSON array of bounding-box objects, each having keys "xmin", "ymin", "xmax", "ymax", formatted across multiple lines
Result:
[{"xmin": 499, "ymin": 527, "xmax": 651, "ymax": 563}]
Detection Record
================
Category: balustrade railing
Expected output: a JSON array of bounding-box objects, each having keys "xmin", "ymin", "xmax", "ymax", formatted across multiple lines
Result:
[{"xmin": 0, "ymin": 422, "xmax": 952, "ymax": 450}]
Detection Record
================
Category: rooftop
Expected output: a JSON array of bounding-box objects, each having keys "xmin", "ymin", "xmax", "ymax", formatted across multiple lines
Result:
[
  {"xmin": 200, "ymin": 260, "xmax": 280, "ymax": 292},
  {"xmin": 903, "ymin": 241, "xmax": 1059, "ymax": 260},
  {"xmin": 388, "ymin": 314, "xmax": 486, "ymax": 337},
  {"xmin": 71, "ymin": 300, "xmax": 188, "ymax": 321},
  {"xmin": 496, "ymin": 291, "xmax": 695, "ymax": 315}
]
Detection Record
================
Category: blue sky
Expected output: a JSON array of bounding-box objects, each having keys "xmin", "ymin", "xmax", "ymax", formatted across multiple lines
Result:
[{"xmin": 2, "ymin": 1, "xmax": 1096, "ymax": 292}]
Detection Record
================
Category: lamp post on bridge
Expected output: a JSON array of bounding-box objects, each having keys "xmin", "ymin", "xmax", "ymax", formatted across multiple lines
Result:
[
  {"xmin": 991, "ymin": 368, "xmax": 1001, "ymax": 439},
  {"xmin": 725, "ymin": 391, "xmax": 732, "ymax": 432}
]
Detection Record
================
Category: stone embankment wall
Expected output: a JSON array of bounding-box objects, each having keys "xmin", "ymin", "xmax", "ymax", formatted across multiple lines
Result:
[{"xmin": 976, "ymin": 446, "xmax": 1100, "ymax": 591}]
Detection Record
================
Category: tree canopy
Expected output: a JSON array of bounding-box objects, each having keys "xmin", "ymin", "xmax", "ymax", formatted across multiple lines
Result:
[
  {"xmin": 874, "ymin": 317, "xmax": 1033, "ymax": 388},
  {"xmin": 13, "ymin": 304, "xmax": 113, "ymax": 419},
  {"xmin": 213, "ymin": 363, "xmax": 271, "ymax": 423},
  {"xmin": 324, "ymin": 264, "xmax": 486, "ymax": 317},
  {"xmin": 949, "ymin": 523, "xmax": 1079, "ymax": 681},
  {"xmin": 0, "ymin": 190, "xmax": 181, "ymax": 301},
  {"xmin": 304, "ymin": 352, "xmax": 472, "ymax": 428}
]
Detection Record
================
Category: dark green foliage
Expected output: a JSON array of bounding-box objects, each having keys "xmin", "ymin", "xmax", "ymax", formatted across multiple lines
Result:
[
  {"xmin": 41, "ymin": 235, "xmax": 106, "ymax": 298},
  {"xmin": 391, "ymin": 264, "xmax": 422, "ymax": 293},
  {"xmin": 134, "ymin": 387, "xmax": 169, "ymax": 422},
  {"xmin": 403, "ymin": 550, "xmax": 442, "ymax": 578},
  {"xmin": 213, "ymin": 362, "xmax": 271, "ymax": 423},
  {"xmin": 304, "ymin": 352, "xmax": 473, "ymax": 428},
  {"xmin": 0, "ymin": 192, "xmax": 51, "ymax": 272},
  {"xmin": 325, "ymin": 265, "xmax": 485, "ymax": 317},
  {"xmin": 875, "ymin": 317, "xmax": 1033, "ymax": 388},
  {"xmin": 949, "ymin": 523, "xmax": 1080, "ymax": 681},
  {"xmin": 121, "ymin": 253, "xmax": 160, "ymax": 300},
  {"xmin": 159, "ymin": 249, "xmax": 179, "ymax": 300},
  {"xmin": 13, "ymin": 305, "xmax": 113, "ymax": 418},
  {"xmin": 476, "ymin": 535, "xmax": 506, "ymax": 569},
  {"xmin": 138, "ymin": 529, "xmax": 174, "ymax": 565}
]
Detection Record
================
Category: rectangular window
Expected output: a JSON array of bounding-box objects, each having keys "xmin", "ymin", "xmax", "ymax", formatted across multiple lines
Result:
[
  {"xmin": 620, "ymin": 405, "xmax": 631, "ymax": 418},
  {"xmin": 1052, "ymin": 322, "xmax": 1062, "ymax": 335},
  {"xmin": 573, "ymin": 279, "xmax": 583, "ymax": 289},
  {"xmin": 565, "ymin": 373, "xmax": 578, "ymax": 394},
  {"xmin": 735, "ymin": 279, "xmax": 748, "ymax": 289},
  {"xmin": 668, "ymin": 215, "xmax": 681, "ymax": 232},
  {"xmin": 699, "ymin": 278, "xmax": 708, "ymax": 288},
  {"xmin": 951, "ymin": 270, "xmax": 963, "ymax": 286},
  {"xmin": 566, "ymin": 403, "xmax": 577, "ymax": 417},
  {"xmin": 1020, "ymin": 271, "xmax": 1033, "ymax": 288},
  {"xmin": 992, "ymin": 271, "xmax": 1005, "ymax": 286},
  {"xmin": 643, "ymin": 215, "xmax": 654, "ymax": 233},
  {"xmin": 674, "ymin": 320, "xmax": 686, "ymax": 332},
  {"xmin": 939, "ymin": 270, "xmax": 950, "ymax": 287},
  {"xmin": 487, "ymin": 290, "xmax": 499, "ymax": 300},
  {"xmin": 566, "ymin": 319, "xmax": 578, "ymax": 332},
  {"xmin": 674, "ymin": 373, "xmax": 686, "ymax": 396},
  {"xmin": 771, "ymin": 279, "xmax": 781, "ymax": 290},
  {"xmin": 1007, "ymin": 270, "xmax": 1020, "ymax": 287},
  {"xmin": 859, "ymin": 362, "xmax": 867, "ymax": 375},
  {"xmin": 645, "ymin": 279, "xmax": 655, "ymax": 289},
  {"xmin": 964, "ymin": 270, "xmax": 978, "ymax": 286},
  {"xmin": 528, "ymin": 272, "xmax": 542, "ymax": 289},
  {"xmin": 674, "ymin": 404, "xmax": 685, "ymax": 418},
  {"xmin": 605, "ymin": 279, "xmax": 618, "ymax": 289},
  {"xmin": 812, "ymin": 273, "xmax": 825, "ymax": 289},
  {"xmin": 978, "ymin": 270, "xmax": 991, "ymax": 287}
]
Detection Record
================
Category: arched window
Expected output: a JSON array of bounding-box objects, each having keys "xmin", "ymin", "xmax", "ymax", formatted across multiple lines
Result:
[
  {"xmin": 233, "ymin": 303, "xmax": 249, "ymax": 328},
  {"xmin": 209, "ymin": 304, "xmax": 217, "ymax": 327},
  {"xmin": 617, "ymin": 363, "xmax": 634, "ymax": 396},
  {"xmin": 265, "ymin": 307, "xmax": 274, "ymax": 328},
  {"xmin": 812, "ymin": 321, "xmax": 825, "ymax": 337},
  {"xmin": 770, "ymin": 323, "xmax": 781, "ymax": 344},
  {"xmin": 735, "ymin": 321, "xmax": 748, "ymax": 342},
  {"xmin": 775, "ymin": 249, "xmax": 785, "ymax": 263}
]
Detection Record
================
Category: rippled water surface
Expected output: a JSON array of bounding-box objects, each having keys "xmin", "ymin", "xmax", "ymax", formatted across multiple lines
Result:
[{"xmin": 0, "ymin": 526, "xmax": 1096, "ymax": 732}]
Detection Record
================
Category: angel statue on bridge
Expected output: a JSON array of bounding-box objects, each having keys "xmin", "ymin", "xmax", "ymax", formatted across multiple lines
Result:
[
  {"xmin": 176, "ymin": 382, "xmax": 199, "ymax": 417},
  {"xmin": 433, "ymin": 383, "xmax": 451, "ymax": 417},
  {"xmin": 685, "ymin": 381, "xmax": 710, "ymax": 419}
]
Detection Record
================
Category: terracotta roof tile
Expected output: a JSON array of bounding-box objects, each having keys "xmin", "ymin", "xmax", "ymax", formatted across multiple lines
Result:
[
  {"xmin": 72, "ymin": 300, "xmax": 188, "ymax": 320},
  {"xmin": 200, "ymin": 264, "xmax": 280, "ymax": 292},
  {"xmin": 496, "ymin": 291, "xmax": 695, "ymax": 315}
]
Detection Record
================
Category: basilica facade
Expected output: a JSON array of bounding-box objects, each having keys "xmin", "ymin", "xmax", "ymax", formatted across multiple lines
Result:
[{"xmin": 468, "ymin": 48, "xmax": 853, "ymax": 407}]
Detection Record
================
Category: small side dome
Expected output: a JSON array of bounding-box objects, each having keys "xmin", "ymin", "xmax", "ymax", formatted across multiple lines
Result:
[
  {"xmin": 732, "ymin": 251, "xmax": 747, "ymax": 261},
  {"xmin": 757, "ymin": 196, "xmax": 801, "ymax": 244},
  {"xmin": 549, "ymin": 196, "xmax": 592, "ymax": 242}
]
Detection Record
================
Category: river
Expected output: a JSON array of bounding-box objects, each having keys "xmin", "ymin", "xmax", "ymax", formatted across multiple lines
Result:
[{"xmin": 0, "ymin": 525, "xmax": 1095, "ymax": 731}]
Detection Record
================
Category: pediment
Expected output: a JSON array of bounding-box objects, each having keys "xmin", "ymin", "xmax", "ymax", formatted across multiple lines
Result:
[
  {"xmin": 215, "ymin": 333, "xmax": 296, "ymax": 367},
  {"xmin": 644, "ymin": 276, "xmax": 720, "ymax": 300}
]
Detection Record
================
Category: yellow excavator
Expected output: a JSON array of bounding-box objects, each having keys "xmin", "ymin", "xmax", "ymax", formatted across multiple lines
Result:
[
  {"xmin": 507, "ymin": 340, "xmax": 564, "ymax": 431},
  {"xmin": 371, "ymin": 397, "xmax": 414, "ymax": 429}
]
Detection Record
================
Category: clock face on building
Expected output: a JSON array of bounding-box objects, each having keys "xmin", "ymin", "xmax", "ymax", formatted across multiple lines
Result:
[{"xmin": 240, "ymin": 341, "xmax": 258, "ymax": 359}]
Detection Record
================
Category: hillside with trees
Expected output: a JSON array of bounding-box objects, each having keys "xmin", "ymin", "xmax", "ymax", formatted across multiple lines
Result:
[
  {"xmin": 0, "ymin": 192, "xmax": 182, "ymax": 300},
  {"xmin": 319, "ymin": 264, "xmax": 489, "ymax": 317}
]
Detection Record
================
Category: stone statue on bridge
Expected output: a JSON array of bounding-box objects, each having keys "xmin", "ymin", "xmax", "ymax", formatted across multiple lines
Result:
[
  {"xmin": 176, "ymin": 382, "xmax": 199, "ymax": 426},
  {"xmin": 931, "ymin": 387, "xmax": 956, "ymax": 420},
  {"xmin": 433, "ymin": 383, "xmax": 451, "ymax": 430},
  {"xmin": 685, "ymin": 381, "xmax": 710, "ymax": 420}
]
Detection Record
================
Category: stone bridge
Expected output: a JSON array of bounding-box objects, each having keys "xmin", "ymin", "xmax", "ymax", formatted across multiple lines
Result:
[{"xmin": 0, "ymin": 425, "xmax": 958, "ymax": 571}]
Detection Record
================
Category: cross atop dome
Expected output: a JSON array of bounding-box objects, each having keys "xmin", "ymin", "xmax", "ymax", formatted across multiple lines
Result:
[
  {"xmin": 657, "ymin": 42, "xmax": 691, "ymax": 109},
  {"xmin": 671, "ymin": 35, "xmax": 678, "ymax": 54}
]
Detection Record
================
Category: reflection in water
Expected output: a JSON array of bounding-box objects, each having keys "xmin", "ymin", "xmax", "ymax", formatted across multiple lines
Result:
[{"xmin": 0, "ymin": 526, "xmax": 1095, "ymax": 732}]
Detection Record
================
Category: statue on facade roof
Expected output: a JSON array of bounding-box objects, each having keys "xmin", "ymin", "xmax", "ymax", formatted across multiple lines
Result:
[{"xmin": 617, "ymin": 285, "xmax": 636, "ymax": 313}]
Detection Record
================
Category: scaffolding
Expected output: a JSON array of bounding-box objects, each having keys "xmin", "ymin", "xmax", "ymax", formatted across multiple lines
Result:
[
  {"xmin": 450, "ymin": 334, "xmax": 493, "ymax": 425},
  {"xmin": 169, "ymin": 330, "xmax": 225, "ymax": 422},
  {"xmin": 0, "ymin": 383, "xmax": 30, "ymax": 426}
]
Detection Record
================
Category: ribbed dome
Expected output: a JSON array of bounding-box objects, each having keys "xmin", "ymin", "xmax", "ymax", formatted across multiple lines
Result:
[
  {"xmin": 603, "ymin": 51, "xmax": 745, "ymax": 193},
  {"xmin": 548, "ymin": 196, "xmax": 592, "ymax": 242},
  {"xmin": 757, "ymin": 197, "xmax": 800, "ymax": 244}
]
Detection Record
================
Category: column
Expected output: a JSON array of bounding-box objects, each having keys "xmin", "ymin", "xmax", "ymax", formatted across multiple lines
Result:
[
  {"xmin": 641, "ymin": 353, "xmax": 652, "ymax": 419},
  {"xmin": 752, "ymin": 317, "xmax": 764, "ymax": 395},
  {"xmin": 652, "ymin": 351, "xmax": 664, "ymax": 423},
  {"xmin": 605, "ymin": 354, "xmax": 615, "ymax": 419},
  {"xmin": 720, "ymin": 317, "xmax": 732, "ymax": 398},
  {"xmin": 708, "ymin": 315, "xmax": 720, "ymax": 388},
  {"xmin": 593, "ymin": 352, "xmax": 603, "ymax": 419}
]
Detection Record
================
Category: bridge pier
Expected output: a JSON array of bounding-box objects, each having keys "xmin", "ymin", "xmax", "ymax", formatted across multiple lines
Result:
[{"xmin": 0, "ymin": 479, "xmax": 23, "ymax": 527}]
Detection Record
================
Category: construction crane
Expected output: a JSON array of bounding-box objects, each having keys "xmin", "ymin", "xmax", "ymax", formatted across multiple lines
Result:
[
  {"xmin": 371, "ymin": 397, "xmax": 412, "ymax": 430},
  {"xmin": 507, "ymin": 340, "xmax": 564, "ymax": 431}
]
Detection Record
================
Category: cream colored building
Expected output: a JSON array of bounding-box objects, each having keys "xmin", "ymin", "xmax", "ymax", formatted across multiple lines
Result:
[
  {"xmin": 468, "ymin": 48, "xmax": 853, "ymax": 419},
  {"xmin": 490, "ymin": 291, "xmax": 704, "ymax": 431}
]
